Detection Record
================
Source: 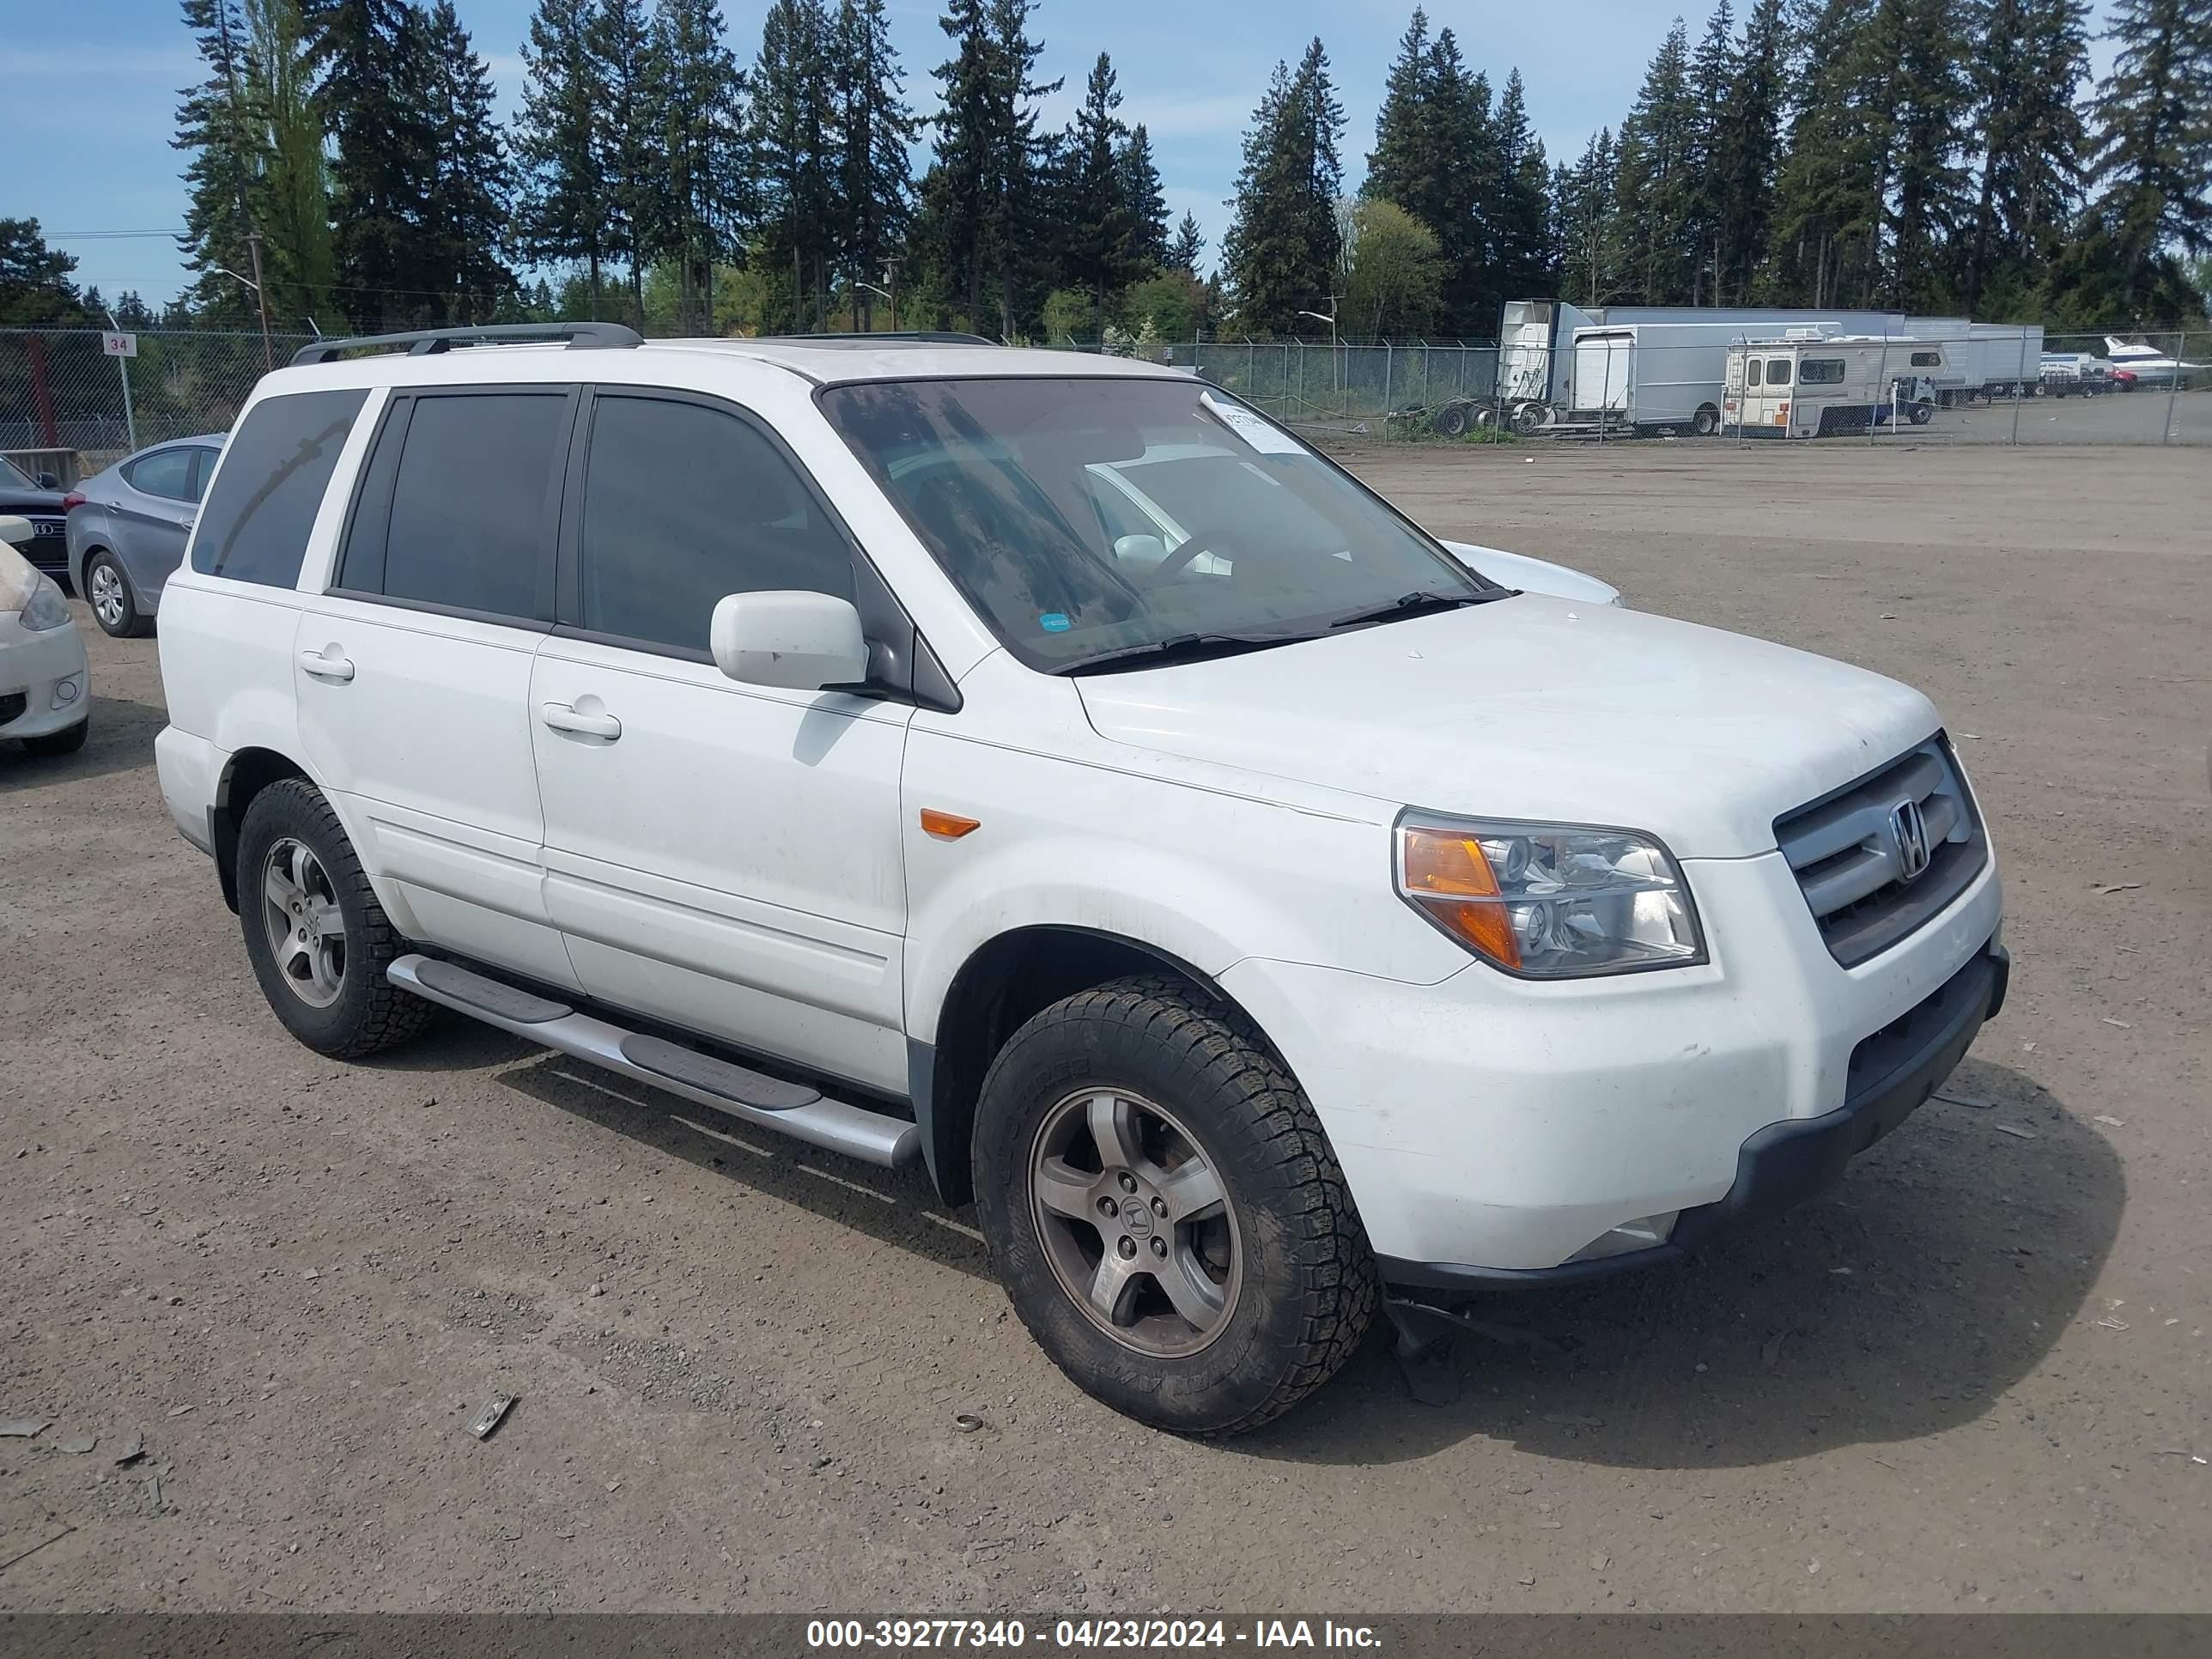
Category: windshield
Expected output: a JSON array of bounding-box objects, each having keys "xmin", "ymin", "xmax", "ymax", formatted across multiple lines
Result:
[
  {"xmin": 817, "ymin": 375, "xmax": 1498, "ymax": 671},
  {"xmin": 0, "ymin": 455, "xmax": 33, "ymax": 489}
]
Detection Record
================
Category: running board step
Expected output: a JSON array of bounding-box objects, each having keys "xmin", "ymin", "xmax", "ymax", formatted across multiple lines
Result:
[{"xmin": 386, "ymin": 955, "xmax": 920, "ymax": 1169}]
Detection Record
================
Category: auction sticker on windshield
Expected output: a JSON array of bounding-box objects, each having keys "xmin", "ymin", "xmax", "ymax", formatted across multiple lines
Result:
[{"xmin": 1199, "ymin": 391, "xmax": 1308, "ymax": 456}]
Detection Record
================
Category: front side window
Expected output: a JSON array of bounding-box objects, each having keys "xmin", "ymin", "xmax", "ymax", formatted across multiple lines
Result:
[
  {"xmin": 125, "ymin": 447, "xmax": 198, "ymax": 501},
  {"xmin": 1800, "ymin": 359, "xmax": 1845, "ymax": 386},
  {"xmin": 347, "ymin": 391, "xmax": 566, "ymax": 619},
  {"xmin": 817, "ymin": 376, "xmax": 1498, "ymax": 671},
  {"xmin": 576, "ymin": 394, "xmax": 855, "ymax": 654},
  {"xmin": 192, "ymin": 388, "xmax": 368, "ymax": 586},
  {"xmin": 1766, "ymin": 359, "xmax": 1793, "ymax": 386}
]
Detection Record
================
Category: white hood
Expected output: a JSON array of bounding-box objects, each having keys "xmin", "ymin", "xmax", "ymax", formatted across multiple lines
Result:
[{"xmin": 1073, "ymin": 595, "xmax": 1939, "ymax": 858}]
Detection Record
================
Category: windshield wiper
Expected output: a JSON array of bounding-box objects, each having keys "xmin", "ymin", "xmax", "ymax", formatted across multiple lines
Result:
[
  {"xmin": 1053, "ymin": 632, "xmax": 1307, "ymax": 676},
  {"xmin": 1326, "ymin": 587, "xmax": 1507, "ymax": 630}
]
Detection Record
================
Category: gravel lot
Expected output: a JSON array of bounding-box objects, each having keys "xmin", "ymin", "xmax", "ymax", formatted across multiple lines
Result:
[{"xmin": 3, "ymin": 441, "xmax": 2207, "ymax": 1614}]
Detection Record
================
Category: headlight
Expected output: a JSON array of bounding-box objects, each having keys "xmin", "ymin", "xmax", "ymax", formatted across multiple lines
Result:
[
  {"xmin": 20, "ymin": 576, "xmax": 73, "ymax": 633},
  {"xmin": 1395, "ymin": 814, "xmax": 1705, "ymax": 978}
]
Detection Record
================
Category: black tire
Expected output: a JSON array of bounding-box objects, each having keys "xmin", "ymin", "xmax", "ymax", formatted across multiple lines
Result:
[
  {"xmin": 1692, "ymin": 404, "xmax": 1719, "ymax": 436},
  {"xmin": 971, "ymin": 975, "xmax": 1376, "ymax": 1437},
  {"xmin": 236, "ymin": 778, "xmax": 432, "ymax": 1059},
  {"xmin": 83, "ymin": 551, "xmax": 151, "ymax": 639},
  {"xmin": 1909, "ymin": 400, "xmax": 1934, "ymax": 426},
  {"xmin": 1433, "ymin": 402, "xmax": 1470, "ymax": 438},
  {"xmin": 21, "ymin": 718, "xmax": 88, "ymax": 757}
]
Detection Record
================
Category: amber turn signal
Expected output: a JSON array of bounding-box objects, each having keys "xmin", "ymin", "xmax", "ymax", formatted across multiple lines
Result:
[
  {"xmin": 1398, "ymin": 825, "xmax": 1522, "ymax": 969},
  {"xmin": 920, "ymin": 808, "xmax": 981, "ymax": 841}
]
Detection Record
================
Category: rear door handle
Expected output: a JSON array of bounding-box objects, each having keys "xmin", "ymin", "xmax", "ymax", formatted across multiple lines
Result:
[
  {"xmin": 540, "ymin": 702, "xmax": 621, "ymax": 740},
  {"xmin": 299, "ymin": 648, "xmax": 355, "ymax": 683}
]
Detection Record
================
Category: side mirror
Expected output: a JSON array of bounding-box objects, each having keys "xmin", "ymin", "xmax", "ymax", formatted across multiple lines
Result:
[
  {"xmin": 1112, "ymin": 532, "xmax": 1168, "ymax": 568},
  {"xmin": 710, "ymin": 590, "xmax": 869, "ymax": 691},
  {"xmin": 0, "ymin": 515, "xmax": 33, "ymax": 548},
  {"xmin": 36, "ymin": 471, "xmax": 59, "ymax": 491}
]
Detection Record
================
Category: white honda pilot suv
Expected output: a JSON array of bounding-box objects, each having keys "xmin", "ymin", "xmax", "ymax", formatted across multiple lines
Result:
[{"xmin": 155, "ymin": 324, "xmax": 2006, "ymax": 1436}]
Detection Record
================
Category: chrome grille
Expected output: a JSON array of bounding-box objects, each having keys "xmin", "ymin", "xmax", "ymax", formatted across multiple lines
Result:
[{"xmin": 1776, "ymin": 736, "xmax": 1986, "ymax": 967}]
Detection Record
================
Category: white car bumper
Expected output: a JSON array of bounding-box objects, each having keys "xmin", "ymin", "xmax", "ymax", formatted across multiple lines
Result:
[
  {"xmin": 0, "ymin": 615, "xmax": 90, "ymax": 740},
  {"xmin": 1220, "ymin": 848, "xmax": 2004, "ymax": 1279},
  {"xmin": 155, "ymin": 725, "xmax": 224, "ymax": 854}
]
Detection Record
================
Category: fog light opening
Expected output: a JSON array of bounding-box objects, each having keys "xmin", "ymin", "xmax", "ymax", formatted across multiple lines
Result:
[
  {"xmin": 1565, "ymin": 1210, "xmax": 1680, "ymax": 1264},
  {"xmin": 52, "ymin": 676, "xmax": 82, "ymax": 708}
]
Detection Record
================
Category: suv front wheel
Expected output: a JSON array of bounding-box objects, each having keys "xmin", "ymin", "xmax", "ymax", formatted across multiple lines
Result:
[
  {"xmin": 972, "ymin": 976, "xmax": 1376, "ymax": 1436},
  {"xmin": 236, "ymin": 779, "xmax": 431, "ymax": 1058}
]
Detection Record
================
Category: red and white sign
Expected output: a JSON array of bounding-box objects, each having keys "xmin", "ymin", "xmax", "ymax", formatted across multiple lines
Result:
[{"xmin": 101, "ymin": 331, "xmax": 138, "ymax": 358}]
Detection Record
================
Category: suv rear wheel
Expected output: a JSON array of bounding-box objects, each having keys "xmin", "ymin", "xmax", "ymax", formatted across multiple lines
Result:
[
  {"xmin": 971, "ymin": 975, "xmax": 1376, "ymax": 1436},
  {"xmin": 236, "ymin": 779, "xmax": 431, "ymax": 1058}
]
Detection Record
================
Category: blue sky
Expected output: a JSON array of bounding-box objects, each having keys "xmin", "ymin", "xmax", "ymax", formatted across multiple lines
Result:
[{"xmin": 11, "ymin": 0, "xmax": 2124, "ymax": 309}]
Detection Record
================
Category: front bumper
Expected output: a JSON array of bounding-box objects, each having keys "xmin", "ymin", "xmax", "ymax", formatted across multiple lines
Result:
[
  {"xmin": 0, "ymin": 615, "xmax": 91, "ymax": 740},
  {"xmin": 1378, "ymin": 939, "xmax": 2008, "ymax": 1290},
  {"xmin": 1219, "ymin": 845, "xmax": 2004, "ymax": 1276}
]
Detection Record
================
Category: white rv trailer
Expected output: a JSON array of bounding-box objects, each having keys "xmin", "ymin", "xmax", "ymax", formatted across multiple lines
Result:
[
  {"xmin": 1723, "ymin": 336, "xmax": 1957, "ymax": 437},
  {"xmin": 1499, "ymin": 301, "xmax": 2046, "ymax": 430}
]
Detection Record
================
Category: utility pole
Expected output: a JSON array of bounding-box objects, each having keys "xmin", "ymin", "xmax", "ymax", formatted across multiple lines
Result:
[{"xmin": 246, "ymin": 230, "xmax": 274, "ymax": 371}]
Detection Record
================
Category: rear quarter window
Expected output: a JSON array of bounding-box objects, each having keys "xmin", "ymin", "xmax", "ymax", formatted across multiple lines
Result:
[
  {"xmin": 191, "ymin": 389, "xmax": 368, "ymax": 587},
  {"xmin": 1800, "ymin": 359, "xmax": 1845, "ymax": 386}
]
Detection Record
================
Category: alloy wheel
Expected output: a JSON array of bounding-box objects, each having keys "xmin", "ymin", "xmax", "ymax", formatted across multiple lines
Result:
[
  {"xmin": 1028, "ymin": 1088, "xmax": 1241, "ymax": 1357},
  {"xmin": 260, "ymin": 837, "xmax": 346, "ymax": 1008}
]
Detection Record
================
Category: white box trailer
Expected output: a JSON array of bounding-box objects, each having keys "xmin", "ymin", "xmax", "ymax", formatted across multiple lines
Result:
[{"xmin": 1499, "ymin": 301, "xmax": 1909, "ymax": 433}]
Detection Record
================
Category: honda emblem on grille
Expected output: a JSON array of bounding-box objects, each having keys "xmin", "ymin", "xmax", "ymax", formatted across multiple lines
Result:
[{"xmin": 1890, "ymin": 799, "xmax": 1931, "ymax": 882}]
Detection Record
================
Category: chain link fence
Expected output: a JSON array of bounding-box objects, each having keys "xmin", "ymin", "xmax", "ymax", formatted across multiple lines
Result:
[
  {"xmin": 5, "ymin": 324, "xmax": 2201, "ymax": 489},
  {"xmin": 1, "ymin": 328, "xmax": 312, "ymax": 483}
]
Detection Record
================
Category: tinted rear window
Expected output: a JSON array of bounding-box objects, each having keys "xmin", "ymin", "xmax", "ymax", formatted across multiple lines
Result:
[
  {"xmin": 191, "ymin": 390, "xmax": 368, "ymax": 586},
  {"xmin": 343, "ymin": 391, "xmax": 566, "ymax": 621},
  {"xmin": 125, "ymin": 447, "xmax": 198, "ymax": 501}
]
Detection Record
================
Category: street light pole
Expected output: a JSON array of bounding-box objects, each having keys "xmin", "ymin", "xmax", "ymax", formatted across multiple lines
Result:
[{"xmin": 246, "ymin": 231, "xmax": 274, "ymax": 370}]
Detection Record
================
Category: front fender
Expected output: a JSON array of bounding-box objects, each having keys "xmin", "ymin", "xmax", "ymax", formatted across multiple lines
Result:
[{"xmin": 900, "ymin": 724, "xmax": 1470, "ymax": 1043}]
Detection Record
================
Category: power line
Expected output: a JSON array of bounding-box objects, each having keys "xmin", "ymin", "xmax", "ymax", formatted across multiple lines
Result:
[{"xmin": 43, "ymin": 229, "xmax": 189, "ymax": 240}]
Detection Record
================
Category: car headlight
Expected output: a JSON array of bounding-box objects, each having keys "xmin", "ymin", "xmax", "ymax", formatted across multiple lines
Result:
[
  {"xmin": 1395, "ymin": 813, "xmax": 1705, "ymax": 978},
  {"xmin": 20, "ymin": 575, "xmax": 73, "ymax": 632}
]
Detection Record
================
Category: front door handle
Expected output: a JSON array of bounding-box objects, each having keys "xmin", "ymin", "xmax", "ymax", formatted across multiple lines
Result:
[
  {"xmin": 541, "ymin": 702, "xmax": 621, "ymax": 740},
  {"xmin": 299, "ymin": 648, "xmax": 355, "ymax": 683}
]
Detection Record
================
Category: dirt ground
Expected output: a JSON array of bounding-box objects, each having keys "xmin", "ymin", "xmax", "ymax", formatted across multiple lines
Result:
[{"xmin": 3, "ymin": 442, "xmax": 2207, "ymax": 1615}]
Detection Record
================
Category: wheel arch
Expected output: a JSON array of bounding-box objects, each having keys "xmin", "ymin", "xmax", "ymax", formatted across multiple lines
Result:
[
  {"xmin": 210, "ymin": 746, "xmax": 313, "ymax": 912},
  {"xmin": 913, "ymin": 925, "xmax": 1278, "ymax": 1206}
]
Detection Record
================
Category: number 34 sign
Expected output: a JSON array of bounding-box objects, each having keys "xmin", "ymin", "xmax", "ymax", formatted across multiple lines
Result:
[{"xmin": 101, "ymin": 331, "xmax": 138, "ymax": 358}]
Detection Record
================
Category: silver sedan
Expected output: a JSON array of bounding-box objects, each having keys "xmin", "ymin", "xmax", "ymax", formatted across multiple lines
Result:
[{"xmin": 64, "ymin": 434, "xmax": 226, "ymax": 637}]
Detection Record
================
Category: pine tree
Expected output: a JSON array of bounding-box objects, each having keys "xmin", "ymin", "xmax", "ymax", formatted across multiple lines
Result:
[
  {"xmin": 1059, "ymin": 53, "xmax": 1136, "ymax": 334},
  {"xmin": 2073, "ymin": 0, "xmax": 2212, "ymax": 316},
  {"xmin": 1613, "ymin": 17, "xmax": 1699, "ymax": 304},
  {"xmin": 653, "ymin": 0, "xmax": 746, "ymax": 333},
  {"xmin": 1559, "ymin": 127, "xmax": 1622, "ymax": 305},
  {"xmin": 914, "ymin": 0, "xmax": 1056, "ymax": 334},
  {"xmin": 1364, "ymin": 14, "xmax": 1492, "ymax": 333},
  {"xmin": 1221, "ymin": 38, "xmax": 1344, "ymax": 334},
  {"xmin": 1717, "ymin": 0, "xmax": 1786, "ymax": 303},
  {"xmin": 175, "ymin": 0, "xmax": 266, "ymax": 325},
  {"xmin": 591, "ymin": 0, "xmax": 663, "ymax": 325},
  {"xmin": 515, "ymin": 0, "xmax": 612, "ymax": 312},
  {"xmin": 1167, "ymin": 210, "xmax": 1204, "ymax": 273},
  {"xmin": 1875, "ymin": 0, "xmax": 1974, "ymax": 310},
  {"xmin": 416, "ymin": 0, "xmax": 514, "ymax": 324},
  {"xmin": 1491, "ymin": 70, "xmax": 1550, "ymax": 301},
  {"xmin": 1120, "ymin": 124, "xmax": 1169, "ymax": 271},
  {"xmin": 832, "ymin": 0, "xmax": 915, "ymax": 329},
  {"xmin": 244, "ymin": 0, "xmax": 333, "ymax": 329},
  {"xmin": 1364, "ymin": 9, "xmax": 1434, "ymax": 216},
  {"xmin": 307, "ymin": 0, "xmax": 439, "ymax": 328},
  {"xmin": 1964, "ymin": 0, "xmax": 2091, "ymax": 312},
  {"xmin": 1765, "ymin": 0, "xmax": 1887, "ymax": 306},
  {"xmin": 1684, "ymin": 0, "xmax": 1738, "ymax": 303}
]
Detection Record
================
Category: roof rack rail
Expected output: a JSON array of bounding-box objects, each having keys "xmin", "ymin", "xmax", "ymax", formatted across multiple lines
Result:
[
  {"xmin": 290, "ymin": 321, "xmax": 644, "ymax": 367},
  {"xmin": 751, "ymin": 331, "xmax": 995, "ymax": 346}
]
